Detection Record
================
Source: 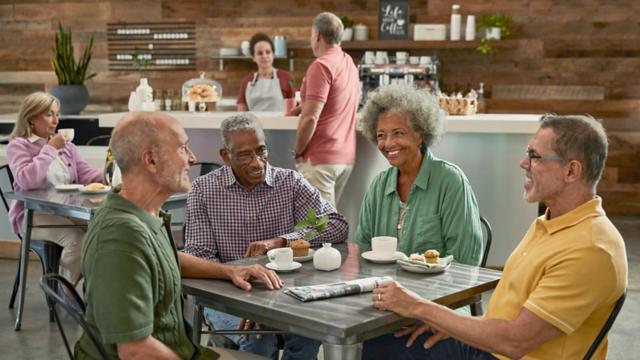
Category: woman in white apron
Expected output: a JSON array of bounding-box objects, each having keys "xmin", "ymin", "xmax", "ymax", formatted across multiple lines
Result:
[{"xmin": 237, "ymin": 32, "xmax": 296, "ymax": 112}]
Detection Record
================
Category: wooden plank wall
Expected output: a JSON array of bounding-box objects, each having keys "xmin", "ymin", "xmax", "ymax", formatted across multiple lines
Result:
[{"xmin": 0, "ymin": 0, "xmax": 638, "ymax": 215}]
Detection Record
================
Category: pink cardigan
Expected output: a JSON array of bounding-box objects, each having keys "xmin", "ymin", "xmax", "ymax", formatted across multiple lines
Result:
[{"xmin": 7, "ymin": 137, "xmax": 104, "ymax": 234}]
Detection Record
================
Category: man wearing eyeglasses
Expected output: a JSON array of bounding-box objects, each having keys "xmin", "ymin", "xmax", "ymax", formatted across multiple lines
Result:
[
  {"xmin": 363, "ymin": 115, "xmax": 627, "ymax": 360},
  {"xmin": 184, "ymin": 113, "xmax": 348, "ymax": 360}
]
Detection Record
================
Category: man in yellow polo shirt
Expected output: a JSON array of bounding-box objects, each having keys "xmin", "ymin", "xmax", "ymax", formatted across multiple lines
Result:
[{"xmin": 363, "ymin": 114, "xmax": 628, "ymax": 360}]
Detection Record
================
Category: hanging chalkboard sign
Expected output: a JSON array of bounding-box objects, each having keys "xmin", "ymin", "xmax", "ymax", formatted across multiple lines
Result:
[{"xmin": 379, "ymin": 0, "xmax": 409, "ymax": 40}]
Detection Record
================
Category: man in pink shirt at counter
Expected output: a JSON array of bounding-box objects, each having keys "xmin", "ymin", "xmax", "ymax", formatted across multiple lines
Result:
[{"xmin": 293, "ymin": 11, "xmax": 360, "ymax": 208}]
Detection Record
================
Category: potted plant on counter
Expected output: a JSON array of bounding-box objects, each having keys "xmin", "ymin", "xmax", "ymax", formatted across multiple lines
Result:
[
  {"xmin": 50, "ymin": 23, "xmax": 96, "ymax": 114},
  {"xmin": 341, "ymin": 16, "xmax": 354, "ymax": 42}
]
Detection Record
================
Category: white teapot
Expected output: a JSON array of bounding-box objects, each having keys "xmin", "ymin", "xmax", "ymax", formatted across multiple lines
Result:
[{"xmin": 313, "ymin": 243, "xmax": 341, "ymax": 271}]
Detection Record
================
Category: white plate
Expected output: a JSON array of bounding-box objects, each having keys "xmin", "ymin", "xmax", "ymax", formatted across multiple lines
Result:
[
  {"xmin": 80, "ymin": 185, "xmax": 111, "ymax": 194},
  {"xmin": 55, "ymin": 184, "xmax": 83, "ymax": 192},
  {"xmin": 361, "ymin": 251, "xmax": 408, "ymax": 264},
  {"xmin": 265, "ymin": 261, "xmax": 302, "ymax": 273},
  {"xmin": 294, "ymin": 248, "xmax": 315, "ymax": 262},
  {"xmin": 398, "ymin": 255, "xmax": 454, "ymax": 274}
]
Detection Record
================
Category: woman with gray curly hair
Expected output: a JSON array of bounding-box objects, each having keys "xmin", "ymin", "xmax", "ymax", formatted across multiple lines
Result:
[{"xmin": 355, "ymin": 84, "xmax": 483, "ymax": 266}]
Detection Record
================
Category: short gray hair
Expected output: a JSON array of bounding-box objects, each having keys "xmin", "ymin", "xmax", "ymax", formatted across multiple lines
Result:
[
  {"xmin": 220, "ymin": 113, "xmax": 265, "ymax": 150},
  {"xmin": 360, "ymin": 84, "xmax": 445, "ymax": 149},
  {"xmin": 11, "ymin": 92, "xmax": 60, "ymax": 139},
  {"xmin": 110, "ymin": 112, "xmax": 161, "ymax": 174},
  {"xmin": 313, "ymin": 12, "xmax": 343, "ymax": 44},
  {"xmin": 539, "ymin": 114, "xmax": 608, "ymax": 187}
]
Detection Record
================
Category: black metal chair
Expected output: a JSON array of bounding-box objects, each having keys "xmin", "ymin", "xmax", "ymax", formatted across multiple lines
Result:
[
  {"xmin": 39, "ymin": 274, "xmax": 112, "ymax": 360},
  {"xmin": 447, "ymin": 215, "xmax": 493, "ymax": 315},
  {"xmin": 0, "ymin": 164, "xmax": 63, "ymax": 322},
  {"xmin": 469, "ymin": 215, "xmax": 493, "ymax": 316},
  {"xmin": 85, "ymin": 135, "xmax": 111, "ymax": 146},
  {"xmin": 193, "ymin": 161, "xmax": 222, "ymax": 176},
  {"xmin": 583, "ymin": 291, "xmax": 626, "ymax": 360}
]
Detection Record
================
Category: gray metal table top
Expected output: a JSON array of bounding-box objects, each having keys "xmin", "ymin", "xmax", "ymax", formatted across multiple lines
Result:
[{"xmin": 182, "ymin": 244, "xmax": 501, "ymax": 346}]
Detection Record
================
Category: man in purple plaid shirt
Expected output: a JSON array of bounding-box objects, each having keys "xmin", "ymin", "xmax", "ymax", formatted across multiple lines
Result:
[{"xmin": 184, "ymin": 113, "xmax": 348, "ymax": 360}]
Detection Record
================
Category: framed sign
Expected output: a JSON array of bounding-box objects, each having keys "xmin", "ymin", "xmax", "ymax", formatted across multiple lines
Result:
[{"xmin": 379, "ymin": 0, "xmax": 409, "ymax": 40}]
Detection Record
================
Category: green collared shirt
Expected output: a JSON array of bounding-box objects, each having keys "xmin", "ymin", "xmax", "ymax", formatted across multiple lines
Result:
[
  {"xmin": 355, "ymin": 151, "xmax": 482, "ymax": 266},
  {"xmin": 76, "ymin": 193, "xmax": 218, "ymax": 359}
]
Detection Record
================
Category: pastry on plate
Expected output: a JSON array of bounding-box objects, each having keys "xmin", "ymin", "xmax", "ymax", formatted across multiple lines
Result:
[
  {"xmin": 85, "ymin": 182, "xmax": 108, "ymax": 191},
  {"xmin": 424, "ymin": 249, "xmax": 440, "ymax": 264},
  {"xmin": 409, "ymin": 253, "xmax": 426, "ymax": 263},
  {"xmin": 290, "ymin": 239, "xmax": 310, "ymax": 257}
]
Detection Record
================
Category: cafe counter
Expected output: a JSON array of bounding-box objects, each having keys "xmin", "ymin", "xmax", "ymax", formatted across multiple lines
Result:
[{"xmin": 101, "ymin": 112, "xmax": 540, "ymax": 266}]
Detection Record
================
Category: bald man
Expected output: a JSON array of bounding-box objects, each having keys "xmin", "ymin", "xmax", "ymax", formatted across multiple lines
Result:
[{"xmin": 76, "ymin": 112, "xmax": 281, "ymax": 360}]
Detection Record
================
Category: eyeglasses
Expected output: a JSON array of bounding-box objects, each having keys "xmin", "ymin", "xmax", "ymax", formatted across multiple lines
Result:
[
  {"xmin": 525, "ymin": 147, "xmax": 566, "ymax": 168},
  {"xmin": 228, "ymin": 146, "xmax": 269, "ymax": 163}
]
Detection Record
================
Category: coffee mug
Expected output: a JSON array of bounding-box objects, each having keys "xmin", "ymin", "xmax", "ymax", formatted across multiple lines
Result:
[
  {"xmin": 57, "ymin": 128, "xmax": 74, "ymax": 142},
  {"xmin": 371, "ymin": 236, "xmax": 397, "ymax": 259},
  {"xmin": 409, "ymin": 56, "xmax": 419, "ymax": 65},
  {"xmin": 268, "ymin": 247, "xmax": 293, "ymax": 269},
  {"xmin": 364, "ymin": 51, "xmax": 375, "ymax": 65}
]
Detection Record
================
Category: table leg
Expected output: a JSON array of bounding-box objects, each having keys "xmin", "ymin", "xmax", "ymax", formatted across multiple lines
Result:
[
  {"xmin": 15, "ymin": 208, "xmax": 33, "ymax": 331},
  {"xmin": 192, "ymin": 302, "xmax": 203, "ymax": 344},
  {"xmin": 322, "ymin": 342, "xmax": 362, "ymax": 360}
]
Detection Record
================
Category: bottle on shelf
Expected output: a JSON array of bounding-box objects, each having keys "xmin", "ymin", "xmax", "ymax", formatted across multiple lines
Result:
[
  {"xmin": 164, "ymin": 90, "xmax": 173, "ymax": 112},
  {"xmin": 450, "ymin": 4, "xmax": 462, "ymax": 41},
  {"xmin": 477, "ymin": 82, "xmax": 487, "ymax": 113},
  {"xmin": 154, "ymin": 89, "xmax": 164, "ymax": 111}
]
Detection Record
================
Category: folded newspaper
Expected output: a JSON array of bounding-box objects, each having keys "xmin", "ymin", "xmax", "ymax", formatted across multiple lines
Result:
[{"xmin": 284, "ymin": 276, "xmax": 393, "ymax": 302}]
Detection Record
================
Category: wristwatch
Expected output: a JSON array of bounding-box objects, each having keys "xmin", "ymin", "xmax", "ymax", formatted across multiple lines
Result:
[{"xmin": 291, "ymin": 149, "xmax": 299, "ymax": 159}]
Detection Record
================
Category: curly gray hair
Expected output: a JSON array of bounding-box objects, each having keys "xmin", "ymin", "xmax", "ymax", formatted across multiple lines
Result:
[
  {"xmin": 360, "ymin": 84, "xmax": 445, "ymax": 149},
  {"xmin": 220, "ymin": 113, "xmax": 265, "ymax": 150}
]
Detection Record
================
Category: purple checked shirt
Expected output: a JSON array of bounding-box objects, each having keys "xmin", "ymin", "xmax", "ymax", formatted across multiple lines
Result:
[{"xmin": 183, "ymin": 164, "xmax": 348, "ymax": 263}]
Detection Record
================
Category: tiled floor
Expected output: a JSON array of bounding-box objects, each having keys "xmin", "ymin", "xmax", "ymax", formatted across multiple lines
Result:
[{"xmin": 0, "ymin": 216, "xmax": 638, "ymax": 359}]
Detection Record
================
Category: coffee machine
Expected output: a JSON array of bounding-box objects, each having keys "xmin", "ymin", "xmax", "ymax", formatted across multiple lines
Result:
[{"xmin": 358, "ymin": 55, "xmax": 439, "ymax": 108}]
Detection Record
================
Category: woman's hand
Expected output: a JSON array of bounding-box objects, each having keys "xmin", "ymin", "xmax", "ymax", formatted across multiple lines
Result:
[
  {"xmin": 47, "ymin": 133, "xmax": 67, "ymax": 149},
  {"xmin": 372, "ymin": 280, "xmax": 424, "ymax": 318}
]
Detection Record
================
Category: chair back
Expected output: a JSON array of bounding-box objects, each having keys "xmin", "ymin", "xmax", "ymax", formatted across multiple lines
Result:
[
  {"xmin": 479, "ymin": 216, "xmax": 493, "ymax": 267},
  {"xmin": 194, "ymin": 162, "xmax": 222, "ymax": 176},
  {"xmin": 583, "ymin": 291, "xmax": 626, "ymax": 360},
  {"xmin": 39, "ymin": 274, "xmax": 112, "ymax": 360},
  {"xmin": 0, "ymin": 164, "xmax": 15, "ymax": 213}
]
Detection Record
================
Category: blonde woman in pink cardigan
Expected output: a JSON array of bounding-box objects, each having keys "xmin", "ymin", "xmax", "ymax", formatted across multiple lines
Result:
[{"xmin": 7, "ymin": 92, "xmax": 103, "ymax": 285}]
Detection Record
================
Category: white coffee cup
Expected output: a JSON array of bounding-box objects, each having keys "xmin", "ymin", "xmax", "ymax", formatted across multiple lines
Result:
[
  {"xmin": 364, "ymin": 51, "xmax": 375, "ymax": 65},
  {"xmin": 57, "ymin": 128, "xmax": 74, "ymax": 142},
  {"xmin": 268, "ymin": 247, "xmax": 293, "ymax": 269},
  {"xmin": 375, "ymin": 51, "xmax": 388, "ymax": 65},
  {"xmin": 371, "ymin": 236, "xmax": 397, "ymax": 260},
  {"xmin": 409, "ymin": 56, "xmax": 419, "ymax": 65},
  {"xmin": 420, "ymin": 56, "xmax": 432, "ymax": 66},
  {"xmin": 240, "ymin": 40, "xmax": 251, "ymax": 56}
]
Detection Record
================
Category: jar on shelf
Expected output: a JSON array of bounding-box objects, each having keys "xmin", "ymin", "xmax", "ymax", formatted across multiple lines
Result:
[{"xmin": 181, "ymin": 72, "xmax": 222, "ymax": 111}]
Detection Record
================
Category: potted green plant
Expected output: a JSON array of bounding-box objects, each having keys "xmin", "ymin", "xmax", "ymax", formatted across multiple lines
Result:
[
  {"xmin": 50, "ymin": 22, "xmax": 96, "ymax": 114},
  {"xmin": 341, "ymin": 16, "xmax": 355, "ymax": 42},
  {"xmin": 476, "ymin": 13, "xmax": 512, "ymax": 54},
  {"xmin": 295, "ymin": 208, "xmax": 329, "ymax": 240}
]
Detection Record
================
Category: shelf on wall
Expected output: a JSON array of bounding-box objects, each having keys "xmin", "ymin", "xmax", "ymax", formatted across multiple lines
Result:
[
  {"xmin": 210, "ymin": 55, "xmax": 290, "ymax": 71},
  {"xmin": 340, "ymin": 39, "xmax": 518, "ymax": 50}
]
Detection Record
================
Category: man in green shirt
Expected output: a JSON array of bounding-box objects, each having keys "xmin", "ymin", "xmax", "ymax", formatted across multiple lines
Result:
[{"xmin": 76, "ymin": 112, "xmax": 282, "ymax": 359}]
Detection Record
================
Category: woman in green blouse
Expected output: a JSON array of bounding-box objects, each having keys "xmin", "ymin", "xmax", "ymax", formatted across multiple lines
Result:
[{"xmin": 355, "ymin": 84, "xmax": 482, "ymax": 265}]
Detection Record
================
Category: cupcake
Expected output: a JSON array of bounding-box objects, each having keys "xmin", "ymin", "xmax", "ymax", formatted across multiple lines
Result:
[
  {"xmin": 424, "ymin": 249, "xmax": 440, "ymax": 264},
  {"xmin": 290, "ymin": 239, "xmax": 310, "ymax": 257}
]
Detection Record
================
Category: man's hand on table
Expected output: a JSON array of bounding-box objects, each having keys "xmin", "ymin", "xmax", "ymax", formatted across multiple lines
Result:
[
  {"xmin": 238, "ymin": 319, "xmax": 264, "ymax": 340},
  {"xmin": 372, "ymin": 280, "xmax": 424, "ymax": 317},
  {"xmin": 244, "ymin": 237, "xmax": 287, "ymax": 257},
  {"xmin": 227, "ymin": 264, "xmax": 283, "ymax": 291}
]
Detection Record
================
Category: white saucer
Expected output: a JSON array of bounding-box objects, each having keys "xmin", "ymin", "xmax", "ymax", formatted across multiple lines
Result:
[
  {"xmin": 80, "ymin": 185, "xmax": 111, "ymax": 194},
  {"xmin": 265, "ymin": 261, "xmax": 302, "ymax": 273},
  {"xmin": 55, "ymin": 184, "xmax": 83, "ymax": 192},
  {"xmin": 361, "ymin": 251, "xmax": 407, "ymax": 264},
  {"xmin": 294, "ymin": 248, "xmax": 315, "ymax": 262},
  {"xmin": 398, "ymin": 255, "xmax": 453, "ymax": 274}
]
